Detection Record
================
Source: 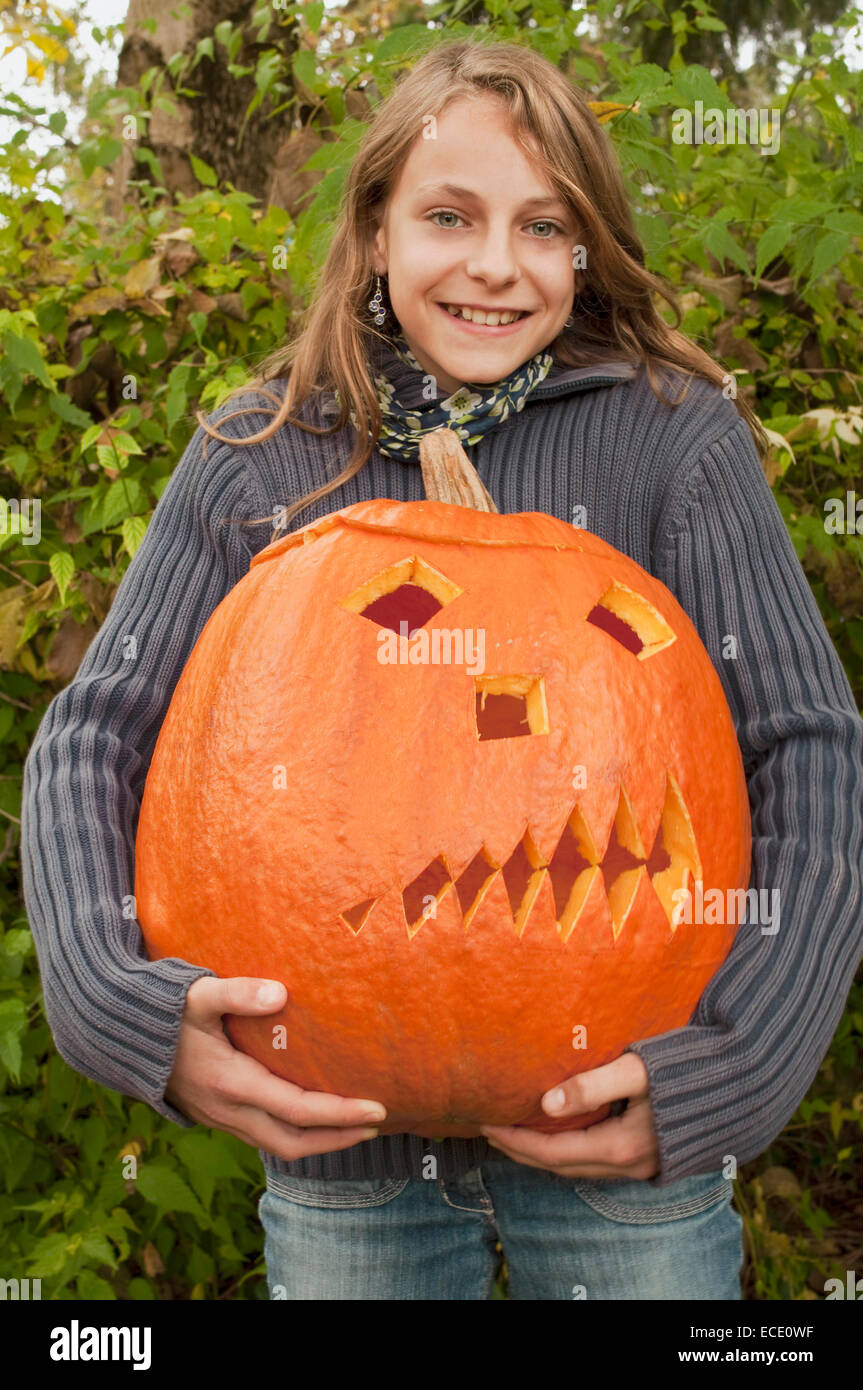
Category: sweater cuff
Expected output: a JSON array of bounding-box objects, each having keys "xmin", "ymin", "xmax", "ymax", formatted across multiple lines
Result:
[
  {"xmin": 44, "ymin": 952, "xmax": 218, "ymax": 1131},
  {"xmin": 623, "ymin": 1035, "xmax": 731, "ymax": 1187}
]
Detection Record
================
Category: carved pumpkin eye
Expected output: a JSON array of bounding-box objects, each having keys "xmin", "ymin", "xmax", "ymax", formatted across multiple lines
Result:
[
  {"xmin": 341, "ymin": 555, "xmax": 461, "ymax": 635},
  {"xmin": 587, "ymin": 580, "xmax": 676, "ymax": 659}
]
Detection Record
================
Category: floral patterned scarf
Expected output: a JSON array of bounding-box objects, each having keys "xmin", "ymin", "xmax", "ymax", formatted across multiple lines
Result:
[{"xmin": 359, "ymin": 331, "xmax": 556, "ymax": 464}]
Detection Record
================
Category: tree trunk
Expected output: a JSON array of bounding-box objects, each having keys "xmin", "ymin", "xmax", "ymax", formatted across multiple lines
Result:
[{"xmin": 114, "ymin": 0, "xmax": 302, "ymax": 207}]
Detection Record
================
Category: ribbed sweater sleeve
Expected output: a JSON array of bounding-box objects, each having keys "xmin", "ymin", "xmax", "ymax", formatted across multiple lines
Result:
[
  {"xmin": 20, "ymin": 419, "xmax": 267, "ymax": 1125},
  {"xmin": 627, "ymin": 416, "xmax": 863, "ymax": 1183}
]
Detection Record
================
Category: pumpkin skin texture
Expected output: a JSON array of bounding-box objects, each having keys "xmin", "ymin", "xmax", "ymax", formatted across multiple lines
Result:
[{"xmin": 135, "ymin": 495, "xmax": 751, "ymax": 1139}]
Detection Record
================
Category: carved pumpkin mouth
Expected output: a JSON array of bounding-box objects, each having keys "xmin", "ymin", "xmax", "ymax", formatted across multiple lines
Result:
[
  {"xmin": 337, "ymin": 548, "xmax": 699, "ymax": 945},
  {"xmin": 341, "ymin": 769, "xmax": 703, "ymax": 943}
]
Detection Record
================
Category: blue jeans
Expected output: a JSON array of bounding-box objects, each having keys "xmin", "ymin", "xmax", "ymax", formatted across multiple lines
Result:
[{"xmin": 258, "ymin": 1157, "xmax": 744, "ymax": 1300}]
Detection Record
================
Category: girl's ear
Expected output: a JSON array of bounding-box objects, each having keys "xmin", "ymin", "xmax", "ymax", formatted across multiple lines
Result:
[{"xmin": 370, "ymin": 223, "xmax": 387, "ymax": 273}]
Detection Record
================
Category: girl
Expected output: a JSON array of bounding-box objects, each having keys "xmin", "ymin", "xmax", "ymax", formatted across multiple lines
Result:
[{"xmin": 22, "ymin": 39, "xmax": 863, "ymax": 1301}]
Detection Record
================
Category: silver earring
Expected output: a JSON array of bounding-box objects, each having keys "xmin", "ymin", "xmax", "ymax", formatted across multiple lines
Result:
[
  {"xmin": 368, "ymin": 274, "xmax": 387, "ymax": 326},
  {"xmin": 564, "ymin": 311, "xmax": 574, "ymax": 328}
]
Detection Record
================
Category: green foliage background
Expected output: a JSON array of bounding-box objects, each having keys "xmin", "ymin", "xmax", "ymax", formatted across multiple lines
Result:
[{"xmin": 1, "ymin": 0, "xmax": 861, "ymax": 1300}]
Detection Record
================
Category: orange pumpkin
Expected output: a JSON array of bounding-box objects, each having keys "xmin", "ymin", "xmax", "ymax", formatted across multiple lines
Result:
[{"xmin": 135, "ymin": 430, "xmax": 751, "ymax": 1139}]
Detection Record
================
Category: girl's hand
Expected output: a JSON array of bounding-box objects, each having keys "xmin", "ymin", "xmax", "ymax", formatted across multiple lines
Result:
[
  {"xmin": 165, "ymin": 977, "xmax": 386, "ymax": 1160},
  {"xmin": 480, "ymin": 1053, "xmax": 659, "ymax": 1180}
]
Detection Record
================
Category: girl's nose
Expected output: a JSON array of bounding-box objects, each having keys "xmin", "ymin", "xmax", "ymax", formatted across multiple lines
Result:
[{"xmin": 464, "ymin": 231, "xmax": 520, "ymax": 285}]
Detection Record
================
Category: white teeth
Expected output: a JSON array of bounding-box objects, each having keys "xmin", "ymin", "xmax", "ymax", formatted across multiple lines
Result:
[{"xmin": 445, "ymin": 304, "xmax": 524, "ymax": 326}]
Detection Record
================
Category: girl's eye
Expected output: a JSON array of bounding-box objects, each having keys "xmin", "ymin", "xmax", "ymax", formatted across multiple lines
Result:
[
  {"xmin": 429, "ymin": 210, "xmax": 464, "ymax": 229},
  {"xmin": 427, "ymin": 210, "xmax": 564, "ymax": 237},
  {"xmin": 529, "ymin": 220, "xmax": 562, "ymax": 238}
]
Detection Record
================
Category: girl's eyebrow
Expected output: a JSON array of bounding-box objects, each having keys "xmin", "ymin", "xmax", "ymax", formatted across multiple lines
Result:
[{"xmin": 414, "ymin": 181, "xmax": 566, "ymax": 210}]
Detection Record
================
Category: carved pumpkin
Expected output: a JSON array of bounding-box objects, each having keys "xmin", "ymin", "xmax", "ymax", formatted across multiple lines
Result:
[{"xmin": 136, "ymin": 430, "xmax": 751, "ymax": 1138}]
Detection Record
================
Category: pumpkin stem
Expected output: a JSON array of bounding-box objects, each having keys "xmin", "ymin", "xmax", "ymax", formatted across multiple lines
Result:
[{"xmin": 418, "ymin": 428, "xmax": 499, "ymax": 513}]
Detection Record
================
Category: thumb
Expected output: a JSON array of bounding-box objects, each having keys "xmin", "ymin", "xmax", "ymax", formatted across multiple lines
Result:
[{"xmin": 186, "ymin": 975, "xmax": 287, "ymax": 1023}]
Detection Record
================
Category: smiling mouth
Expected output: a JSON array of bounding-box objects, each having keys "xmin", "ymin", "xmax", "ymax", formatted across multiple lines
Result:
[
  {"xmin": 340, "ymin": 770, "xmax": 702, "ymax": 943},
  {"xmin": 438, "ymin": 304, "xmax": 534, "ymax": 330}
]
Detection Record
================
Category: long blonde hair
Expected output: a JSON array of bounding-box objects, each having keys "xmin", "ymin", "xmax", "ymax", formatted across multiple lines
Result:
[{"xmin": 198, "ymin": 36, "xmax": 767, "ymax": 537}]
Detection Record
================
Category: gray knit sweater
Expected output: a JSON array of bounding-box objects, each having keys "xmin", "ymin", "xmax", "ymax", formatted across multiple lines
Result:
[{"xmin": 20, "ymin": 340, "xmax": 863, "ymax": 1188}]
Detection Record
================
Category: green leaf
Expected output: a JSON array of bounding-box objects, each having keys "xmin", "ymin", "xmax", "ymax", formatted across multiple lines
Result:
[
  {"xmin": 1, "ymin": 446, "xmax": 29, "ymax": 481},
  {"xmin": 292, "ymin": 49, "xmax": 319, "ymax": 92},
  {"xmin": 823, "ymin": 209, "xmax": 863, "ymax": 235},
  {"xmin": 304, "ymin": 1, "xmax": 324, "ymax": 35},
  {"xmin": 214, "ymin": 19, "xmax": 234, "ymax": 50},
  {"xmin": 96, "ymin": 443, "xmax": 123, "ymax": 471},
  {"xmin": 79, "ymin": 138, "xmax": 122, "ymax": 178},
  {"xmin": 110, "ymin": 431, "xmax": 144, "ymax": 456},
  {"xmin": 49, "ymin": 393, "xmax": 93, "ymax": 429},
  {"xmin": 129, "ymin": 1277, "xmax": 157, "ymax": 1300},
  {"xmin": 755, "ymin": 223, "xmax": 792, "ymax": 281},
  {"xmin": 49, "ymin": 551, "xmax": 75, "ymax": 605},
  {"xmin": 122, "ymin": 514, "xmax": 148, "ymax": 558},
  {"xmin": 372, "ymin": 23, "xmax": 438, "ymax": 63},
  {"xmin": 189, "ymin": 153, "xmax": 218, "ymax": 187},
  {"xmin": 1, "ymin": 928, "xmax": 31, "ymax": 957},
  {"xmin": 164, "ymin": 388, "xmax": 188, "ymax": 433},
  {"xmin": 76, "ymin": 1270, "xmax": 117, "ymax": 1299},
  {"xmin": 134, "ymin": 145, "xmax": 164, "ymax": 183},
  {"xmin": 102, "ymin": 478, "xmax": 145, "ymax": 529},
  {"xmin": 325, "ymin": 86, "xmax": 345, "ymax": 126},
  {"xmin": 173, "ymin": 1130, "xmax": 248, "ymax": 1210},
  {"xmin": 136, "ymin": 1162, "xmax": 209, "ymax": 1224},
  {"xmin": 702, "ymin": 220, "xmax": 749, "ymax": 273},
  {"xmin": 25, "ymin": 1232, "xmax": 73, "ymax": 1278},
  {"xmin": 808, "ymin": 230, "xmax": 852, "ymax": 284},
  {"xmin": 80, "ymin": 423, "xmax": 103, "ymax": 452},
  {"xmin": 0, "ymin": 998, "xmax": 28, "ymax": 1081},
  {"xmin": 1, "ymin": 332, "xmax": 53, "ymax": 389},
  {"xmin": 81, "ymin": 1231, "xmax": 119, "ymax": 1267}
]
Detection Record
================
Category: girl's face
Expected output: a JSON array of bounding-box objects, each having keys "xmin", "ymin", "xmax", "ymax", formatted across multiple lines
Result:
[{"xmin": 372, "ymin": 96, "xmax": 579, "ymax": 397}]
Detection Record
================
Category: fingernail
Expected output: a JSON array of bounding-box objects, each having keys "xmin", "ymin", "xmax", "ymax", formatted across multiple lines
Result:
[
  {"xmin": 256, "ymin": 982, "xmax": 283, "ymax": 1006},
  {"xmin": 360, "ymin": 1128, "xmax": 380, "ymax": 1140},
  {"xmin": 544, "ymin": 1087, "xmax": 567, "ymax": 1112},
  {"xmin": 361, "ymin": 1105, "xmax": 387, "ymax": 1123}
]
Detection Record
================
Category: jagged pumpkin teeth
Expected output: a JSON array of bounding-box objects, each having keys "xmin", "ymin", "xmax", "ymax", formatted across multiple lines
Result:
[{"xmin": 135, "ymin": 427, "xmax": 751, "ymax": 1139}]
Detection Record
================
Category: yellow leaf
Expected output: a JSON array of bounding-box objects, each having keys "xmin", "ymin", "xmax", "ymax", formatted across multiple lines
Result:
[
  {"xmin": 758, "ymin": 1166, "xmax": 801, "ymax": 1199},
  {"xmin": 26, "ymin": 55, "xmax": 46, "ymax": 82},
  {"xmin": 134, "ymin": 296, "xmax": 171, "ymax": 318},
  {"xmin": 0, "ymin": 587, "xmax": 28, "ymax": 668},
  {"xmin": 123, "ymin": 256, "xmax": 163, "ymax": 300},
  {"xmin": 588, "ymin": 100, "xmax": 640, "ymax": 124},
  {"xmin": 75, "ymin": 286, "xmax": 127, "ymax": 316},
  {"xmin": 154, "ymin": 225, "xmax": 196, "ymax": 242},
  {"xmin": 30, "ymin": 32, "xmax": 68, "ymax": 62}
]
